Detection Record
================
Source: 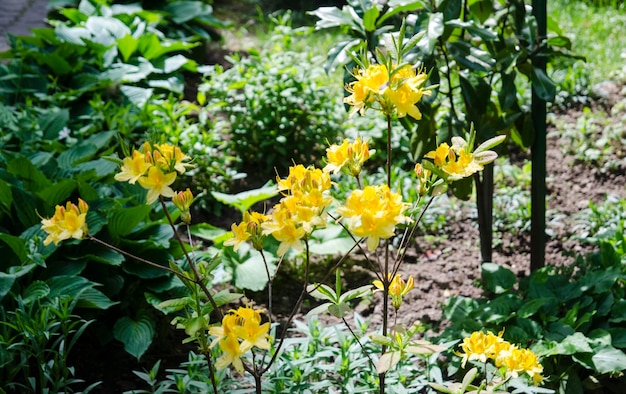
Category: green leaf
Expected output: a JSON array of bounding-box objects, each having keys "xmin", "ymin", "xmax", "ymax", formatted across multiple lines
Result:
[
  {"xmin": 164, "ymin": 1, "xmax": 211, "ymax": 24},
  {"xmin": 116, "ymin": 34, "xmax": 138, "ymax": 62},
  {"xmin": 234, "ymin": 253, "xmax": 276, "ymax": 291},
  {"xmin": 448, "ymin": 41, "xmax": 494, "ymax": 71},
  {"xmin": 530, "ymin": 66, "xmax": 556, "ymax": 102},
  {"xmin": 481, "ymin": 262, "xmax": 516, "ymax": 294},
  {"xmin": 189, "ymin": 223, "xmax": 227, "ymax": 242},
  {"xmin": 76, "ymin": 287, "xmax": 117, "ymax": 309},
  {"xmin": 421, "ymin": 12, "xmax": 444, "ymax": 53},
  {"xmin": 446, "ymin": 19, "xmax": 497, "ymax": 41},
  {"xmin": 610, "ymin": 300, "xmax": 626, "ymax": 324},
  {"xmin": 113, "ymin": 313, "xmax": 155, "ymax": 360},
  {"xmin": 108, "ymin": 205, "xmax": 152, "ymax": 238},
  {"xmin": 308, "ymin": 237, "xmax": 355, "ymax": 255},
  {"xmin": 379, "ymin": 1, "xmax": 425, "ymax": 25},
  {"xmin": 591, "ymin": 347, "xmax": 626, "ymax": 374},
  {"xmin": 0, "ymin": 233, "xmax": 28, "ymax": 263},
  {"xmin": 37, "ymin": 180, "xmax": 76, "ymax": 206},
  {"xmin": 310, "ymin": 7, "xmax": 356, "ymax": 30},
  {"xmin": 22, "ymin": 280, "xmax": 50, "ymax": 304},
  {"xmin": 0, "ymin": 273, "xmax": 16, "ymax": 301},
  {"xmin": 211, "ymin": 183, "xmax": 278, "ymax": 215},
  {"xmin": 120, "ymin": 85, "xmax": 153, "ymax": 108},
  {"xmin": 362, "ymin": 6, "xmax": 380, "ymax": 32}
]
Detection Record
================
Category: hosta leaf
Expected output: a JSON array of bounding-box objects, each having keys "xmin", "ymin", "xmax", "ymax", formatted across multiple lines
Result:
[
  {"xmin": 234, "ymin": 254, "xmax": 276, "ymax": 291},
  {"xmin": 591, "ymin": 347, "xmax": 626, "ymax": 374},
  {"xmin": 107, "ymin": 205, "xmax": 152, "ymax": 238},
  {"xmin": 22, "ymin": 280, "xmax": 50, "ymax": 304},
  {"xmin": 76, "ymin": 287, "xmax": 117, "ymax": 309},
  {"xmin": 114, "ymin": 314, "xmax": 155, "ymax": 360}
]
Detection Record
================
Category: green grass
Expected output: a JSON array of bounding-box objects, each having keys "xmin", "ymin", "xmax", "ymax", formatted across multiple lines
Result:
[{"xmin": 551, "ymin": 0, "xmax": 626, "ymax": 83}]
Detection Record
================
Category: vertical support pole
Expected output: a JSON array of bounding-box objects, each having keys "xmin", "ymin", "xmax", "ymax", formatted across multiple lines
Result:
[{"xmin": 531, "ymin": 0, "xmax": 547, "ymax": 272}]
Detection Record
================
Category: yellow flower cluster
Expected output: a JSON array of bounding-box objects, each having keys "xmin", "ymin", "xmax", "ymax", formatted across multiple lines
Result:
[
  {"xmin": 209, "ymin": 306, "xmax": 271, "ymax": 374},
  {"xmin": 459, "ymin": 330, "xmax": 544, "ymax": 385},
  {"xmin": 344, "ymin": 63, "xmax": 431, "ymax": 119},
  {"xmin": 260, "ymin": 165, "xmax": 333, "ymax": 256},
  {"xmin": 336, "ymin": 184, "xmax": 410, "ymax": 251},
  {"xmin": 323, "ymin": 137, "xmax": 373, "ymax": 177},
  {"xmin": 224, "ymin": 211, "xmax": 271, "ymax": 252},
  {"xmin": 373, "ymin": 273, "xmax": 414, "ymax": 310},
  {"xmin": 40, "ymin": 199, "xmax": 89, "ymax": 246},
  {"xmin": 114, "ymin": 142, "xmax": 193, "ymax": 205}
]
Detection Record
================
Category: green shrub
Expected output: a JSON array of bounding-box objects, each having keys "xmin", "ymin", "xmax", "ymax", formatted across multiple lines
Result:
[{"xmin": 198, "ymin": 20, "xmax": 345, "ymax": 180}]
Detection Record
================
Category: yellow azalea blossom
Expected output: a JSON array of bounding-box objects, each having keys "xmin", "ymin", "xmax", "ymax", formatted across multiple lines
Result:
[
  {"xmin": 114, "ymin": 150, "xmax": 151, "ymax": 184},
  {"xmin": 137, "ymin": 166, "xmax": 177, "ymax": 204},
  {"xmin": 373, "ymin": 273, "xmax": 415, "ymax": 310},
  {"xmin": 425, "ymin": 141, "xmax": 483, "ymax": 180},
  {"xmin": 386, "ymin": 65, "xmax": 431, "ymax": 119},
  {"xmin": 214, "ymin": 334, "xmax": 246, "ymax": 374},
  {"xmin": 153, "ymin": 143, "xmax": 192, "ymax": 174},
  {"xmin": 224, "ymin": 221, "xmax": 251, "ymax": 252},
  {"xmin": 344, "ymin": 64, "xmax": 389, "ymax": 116},
  {"xmin": 458, "ymin": 330, "xmax": 504, "ymax": 368},
  {"xmin": 40, "ymin": 199, "xmax": 89, "ymax": 246},
  {"xmin": 209, "ymin": 306, "xmax": 271, "ymax": 374},
  {"xmin": 262, "ymin": 208, "xmax": 307, "ymax": 256},
  {"xmin": 224, "ymin": 211, "xmax": 271, "ymax": 252},
  {"xmin": 323, "ymin": 137, "xmax": 373, "ymax": 176},
  {"xmin": 500, "ymin": 347, "xmax": 544, "ymax": 386},
  {"xmin": 336, "ymin": 184, "xmax": 410, "ymax": 251},
  {"xmin": 344, "ymin": 63, "xmax": 431, "ymax": 119}
]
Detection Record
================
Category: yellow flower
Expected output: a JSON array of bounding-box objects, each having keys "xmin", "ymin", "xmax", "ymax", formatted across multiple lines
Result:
[
  {"xmin": 214, "ymin": 334, "xmax": 246, "ymax": 374},
  {"xmin": 323, "ymin": 137, "xmax": 373, "ymax": 176},
  {"xmin": 262, "ymin": 204, "xmax": 307, "ymax": 256},
  {"xmin": 40, "ymin": 199, "xmax": 89, "ymax": 246},
  {"xmin": 336, "ymin": 184, "xmax": 410, "ymax": 250},
  {"xmin": 458, "ymin": 330, "xmax": 504, "ymax": 368},
  {"xmin": 137, "ymin": 166, "xmax": 177, "ymax": 204},
  {"xmin": 500, "ymin": 347, "xmax": 544, "ymax": 385},
  {"xmin": 224, "ymin": 211, "xmax": 271, "ymax": 252},
  {"xmin": 373, "ymin": 273, "xmax": 415, "ymax": 310},
  {"xmin": 209, "ymin": 306, "xmax": 271, "ymax": 374},
  {"xmin": 114, "ymin": 150, "xmax": 151, "ymax": 184},
  {"xmin": 424, "ymin": 140, "xmax": 483, "ymax": 180},
  {"xmin": 344, "ymin": 64, "xmax": 389, "ymax": 116},
  {"xmin": 153, "ymin": 143, "xmax": 192, "ymax": 174},
  {"xmin": 386, "ymin": 64, "xmax": 430, "ymax": 120},
  {"xmin": 414, "ymin": 163, "xmax": 432, "ymax": 196}
]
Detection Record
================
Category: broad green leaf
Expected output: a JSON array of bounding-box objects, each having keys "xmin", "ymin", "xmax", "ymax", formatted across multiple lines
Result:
[
  {"xmin": 7, "ymin": 157, "xmax": 51, "ymax": 191},
  {"xmin": 163, "ymin": 54, "xmax": 190, "ymax": 74},
  {"xmin": 113, "ymin": 314, "xmax": 155, "ymax": 360},
  {"xmin": 0, "ymin": 273, "xmax": 16, "ymax": 301},
  {"xmin": 55, "ymin": 25, "xmax": 90, "ymax": 45},
  {"xmin": 362, "ymin": 6, "xmax": 380, "ymax": 32},
  {"xmin": 37, "ymin": 179, "xmax": 76, "ymax": 206},
  {"xmin": 190, "ymin": 223, "xmax": 227, "ymax": 242},
  {"xmin": 556, "ymin": 332, "xmax": 593, "ymax": 355},
  {"xmin": 379, "ymin": 1, "xmax": 426, "ymax": 25},
  {"xmin": 448, "ymin": 41, "xmax": 494, "ymax": 71},
  {"xmin": 107, "ymin": 205, "xmax": 152, "ymax": 238},
  {"xmin": 446, "ymin": 19, "xmax": 497, "ymax": 41},
  {"xmin": 426, "ymin": 12, "xmax": 444, "ymax": 53},
  {"xmin": 530, "ymin": 66, "xmax": 556, "ymax": 102},
  {"xmin": 211, "ymin": 183, "xmax": 278, "ymax": 215},
  {"xmin": 0, "ymin": 233, "xmax": 28, "ymax": 263},
  {"xmin": 120, "ymin": 85, "xmax": 153, "ymax": 108},
  {"xmin": 308, "ymin": 237, "xmax": 355, "ymax": 255},
  {"xmin": 117, "ymin": 34, "xmax": 138, "ymax": 62},
  {"xmin": 235, "ymin": 253, "xmax": 276, "ymax": 291},
  {"xmin": 518, "ymin": 297, "xmax": 550, "ymax": 318},
  {"xmin": 47, "ymin": 275, "xmax": 94, "ymax": 299},
  {"xmin": 164, "ymin": 1, "xmax": 211, "ymax": 24},
  {"xmin": 610, "ymin": 300, "xmax": 626, "ymax": 323},
  {"xmin": 310, "ymin": 7, "xmax": 356, "ymax": 30},
  {"xmin": 591, "ymin": 347, "xmax": 626, "ymax": 374},
  {"xmin": 22, "ymin": 280, "xmax": 50, "ymax": 304},
  {"xmin": 481, "ymin": 262, "xmax": 516, "ymax": 294},
  {"xmin": 76, "ymin": 287, "xmax": 117, "ymax": 309},
  {"xmin": 324, "ymin": 38, "xmax": 360, "ymax": 73}
]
